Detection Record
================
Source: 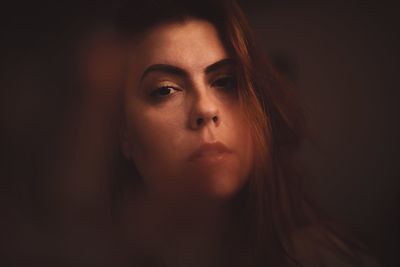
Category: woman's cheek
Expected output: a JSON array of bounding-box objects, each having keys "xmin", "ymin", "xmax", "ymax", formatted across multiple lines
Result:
[{"xmin": 128, "ymin": 107, "xmax": 185, "ymax": 168}]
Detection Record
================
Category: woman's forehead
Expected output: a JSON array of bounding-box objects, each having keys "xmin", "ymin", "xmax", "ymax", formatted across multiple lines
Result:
[{"xmin": 126, "ymin": 18, "xmax": 229, "ymax": 75}]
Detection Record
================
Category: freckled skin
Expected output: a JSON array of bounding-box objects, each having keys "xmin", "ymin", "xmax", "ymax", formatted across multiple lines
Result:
[{"xmin": 121, "ymin": 18, "xmax": 253, "ymax": 203}]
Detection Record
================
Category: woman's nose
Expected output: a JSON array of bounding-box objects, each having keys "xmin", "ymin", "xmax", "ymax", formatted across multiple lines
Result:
[{"xmin": 189, "ymin": 90, "xmax": 220, "ymax": 130}]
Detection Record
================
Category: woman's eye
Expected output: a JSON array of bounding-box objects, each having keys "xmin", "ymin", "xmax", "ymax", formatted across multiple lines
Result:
[
  {"xmin": 212, "ymin": 76, "xmax": 236, "ymax": 91},
  {"xmin": 150, "ymin": 86, "xmax": 179, "ymax": 98}
]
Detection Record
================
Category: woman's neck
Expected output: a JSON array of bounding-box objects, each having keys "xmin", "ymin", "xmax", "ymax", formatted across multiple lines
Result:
[{"xmin": 120, "ymin": 190, "xmax": 234, "ymax": 267}]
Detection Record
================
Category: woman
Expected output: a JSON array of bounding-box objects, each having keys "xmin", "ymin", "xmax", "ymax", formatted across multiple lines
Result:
[{"xmin": 112, "ymin": 0, "xmax": 378, "ymax": 266}]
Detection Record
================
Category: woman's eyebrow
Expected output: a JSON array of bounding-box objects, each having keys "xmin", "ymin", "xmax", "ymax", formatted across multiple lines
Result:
[
  {"xmin": 140, "ymin": 64, "xmax": 186, "ymax": 82},
  {"xmin": 204, "ymin": 58, "xmax": 235, "ymax": 74},
  {"xmin": 140, "ymin": 58, "xmax": 235, "ymax": 82}
]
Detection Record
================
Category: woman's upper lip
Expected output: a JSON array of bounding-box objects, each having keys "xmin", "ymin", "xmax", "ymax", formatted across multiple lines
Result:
[{"xmin": 188, "ymin": 141, "xmax": 233, "ymax": 161}]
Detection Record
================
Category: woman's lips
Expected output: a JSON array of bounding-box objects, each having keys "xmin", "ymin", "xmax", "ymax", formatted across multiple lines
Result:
[{"xmin": 188, "ymin": 142, "xmax": 233, "ymax": 162}]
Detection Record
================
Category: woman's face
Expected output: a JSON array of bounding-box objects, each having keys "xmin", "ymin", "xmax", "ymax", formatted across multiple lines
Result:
[{"xmin": 121, "ymin": 18, "xmax": 253, "ymax": 203}]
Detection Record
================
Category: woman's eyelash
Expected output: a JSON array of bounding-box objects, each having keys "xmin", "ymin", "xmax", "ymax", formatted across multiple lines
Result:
[
  {"xmin": 150, "ymin": 86, "xmax": 179, "ymax": 98},
  {"xmin": 211, "ymin": 76, "xmax": 236, "ymax": 90},
  {"xmin": 149, "ymin": 77, "xmax": 235, "ymax": 99}
]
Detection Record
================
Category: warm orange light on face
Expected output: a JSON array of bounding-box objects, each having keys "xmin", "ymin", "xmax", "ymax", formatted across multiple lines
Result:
[{"xmin": 120, "ymin": 18, "xmax": 253, "ymax": 203}]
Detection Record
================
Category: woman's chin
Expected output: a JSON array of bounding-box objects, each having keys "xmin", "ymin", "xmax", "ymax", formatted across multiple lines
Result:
[
  {"xmin": 183, "ymin": 156, "xmax": 245, "ymax": 189},
  {"xmin": 186, "ymin": 173, "xmax": 248, "ymax": 203}
]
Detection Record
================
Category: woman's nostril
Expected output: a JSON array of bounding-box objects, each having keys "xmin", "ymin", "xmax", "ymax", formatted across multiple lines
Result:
[{"xmin": 196, "ymin": 118, "xmax": 204, "ymax": 125}]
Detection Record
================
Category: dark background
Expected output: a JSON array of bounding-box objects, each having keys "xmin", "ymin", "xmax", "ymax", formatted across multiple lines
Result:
[
  {"xmin": 1, "ymin": 1, "xmax": 399, "ymax": 266},
  {"xmin": 242, "ymin": 1, "xmax": 399, "ymax": 266}
]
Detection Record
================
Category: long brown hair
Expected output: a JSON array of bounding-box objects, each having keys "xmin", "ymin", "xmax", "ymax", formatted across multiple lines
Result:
[{"xmin": 114, "ymin": 0, "xmax": 367, "ymax": 266}]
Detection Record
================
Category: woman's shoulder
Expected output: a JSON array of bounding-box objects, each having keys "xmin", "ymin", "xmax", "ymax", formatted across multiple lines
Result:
[{"xmin": 287, "ymin": 225, "xmax": 381, "ymax": 267}]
